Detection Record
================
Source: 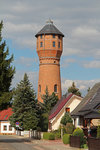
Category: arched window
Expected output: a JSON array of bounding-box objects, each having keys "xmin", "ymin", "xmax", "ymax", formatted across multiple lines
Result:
[
  {"xmin": 54, "ymin": 84, "xmax": 57, "ymax": 93},
  {"xmin": 39, "ymin": 85, "xmax": 41, "ymax": 92}
]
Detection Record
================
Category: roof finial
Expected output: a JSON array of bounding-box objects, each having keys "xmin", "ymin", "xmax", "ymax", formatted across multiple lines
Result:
[{"xmin": 46, "ymin": 18, "xmax": 53, "ymax": 24}]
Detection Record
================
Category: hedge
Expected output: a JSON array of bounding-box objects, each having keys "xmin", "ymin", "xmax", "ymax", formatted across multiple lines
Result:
[
  {"xmin": 62, "ymin": 134, "xmax": 70, "ymax": 144},
  {"xmin": 43, "ymin": 132, "xmax": 55, "ymax": 140}
]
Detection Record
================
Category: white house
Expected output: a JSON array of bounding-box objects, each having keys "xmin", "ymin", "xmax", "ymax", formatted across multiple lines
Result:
[
  {"xmin": 0, "ymin": 108, "xmax": 16, "ymax": 135},
  {"xmin": 48, "ymin": 93, "xmax": 82, "ymax": 131}
]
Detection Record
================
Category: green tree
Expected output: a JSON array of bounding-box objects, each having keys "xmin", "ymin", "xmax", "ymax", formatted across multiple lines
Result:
[
  {"xmin": 0, "ymin": 21, "xmax": 15, "ymax": 110},
  {"xmin": 60, "ymin": 112, "xmax": 73, "ymax": 126},
  {"xmin": 38, "ymin": 87, "xmax": 58, "ymax": 131},
  {"xmin": 41, "ymin": 86, "xmax": 58, "ymax": 113},
  {"xmin": 68, "ymin": 82, "xmax": 81, "ymax": 96},
  {"xmin": 9, "ymin": 73, "xmax": 38, "ymax": 130}
]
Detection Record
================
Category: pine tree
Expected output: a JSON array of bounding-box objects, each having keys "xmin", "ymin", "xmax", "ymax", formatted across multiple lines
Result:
[
  {"xmin": 38, "ymin": 87, "xmax": 58, "ymax": 131},
  {"xmin": 0, "ymin": 21, "xmax": 15, "ymax": 110},
  {"xmin": 41, "ymin": 86, "xmax": 58, "ymax": 113},
  {"xmin": 9, "ymin": 73, "xmax": 38, "ymax": 130},
  {"xmin": 68, "ymin": 82, "xmax": 81, "ymax": 96},
  {"xmin": 60, "ymin": 112, "xmax": 73, "ymax": 126}
]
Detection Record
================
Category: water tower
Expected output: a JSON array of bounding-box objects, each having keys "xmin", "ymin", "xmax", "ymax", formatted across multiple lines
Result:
[{"xmin": 35, "ymin": 20, "xmax": 64, "ymax": 102}]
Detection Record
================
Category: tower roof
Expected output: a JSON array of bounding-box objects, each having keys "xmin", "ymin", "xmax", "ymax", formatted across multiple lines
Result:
[{"xmin": 35, "ymin": 19, "xmax": 64, "ymax": 37}]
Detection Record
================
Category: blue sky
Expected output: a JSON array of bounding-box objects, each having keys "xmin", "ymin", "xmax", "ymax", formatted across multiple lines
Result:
[{"xmin": 1, "ymin": 0, "xmax": 100, "ymax": 96}]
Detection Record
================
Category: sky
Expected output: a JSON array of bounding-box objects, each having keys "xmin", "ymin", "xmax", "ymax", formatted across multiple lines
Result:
[{"xmin": 0, "ymin": 0, "xmax": 100, "ymax": 96}]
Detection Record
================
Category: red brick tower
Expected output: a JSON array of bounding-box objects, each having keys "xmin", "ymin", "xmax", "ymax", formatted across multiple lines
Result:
[{"xmin": 35, "ymin": 20, "xmax": 64, "ymax": 102}]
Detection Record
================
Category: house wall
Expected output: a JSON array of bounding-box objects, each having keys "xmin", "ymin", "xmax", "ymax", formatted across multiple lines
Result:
[
  {"xmin": 49, "ymin": 96, "xmax": 82, "ymax": 130},
  {"xmin": 0, "ymin": 121, "xmax": 15, "ymax": 135}
]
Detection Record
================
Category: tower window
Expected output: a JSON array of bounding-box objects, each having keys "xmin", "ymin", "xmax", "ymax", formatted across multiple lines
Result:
[
  {"xmin": 40, "ymin": 42, "xmax": 43, "ymax": 47},
  {"xmin": 53, "ymin": 41, "xmax": 55, "ymax": 47},
  {"xmin": 54, "ymin": 84, "xmax": 57, "ymax": 93},
  {"xmin": 53, "ymin": 34, "xmax": 55, "ymax": 38},
  {"xmin": 39, "ymin": 85, "xmax": 41, "ymax": 92},
  {"xmin": 40, "ymin": 35, "xmax": 42, "ymax": 39},
  {"xmin": 58, "ymin": 42, "xmax": 60, "ymax": 48}
]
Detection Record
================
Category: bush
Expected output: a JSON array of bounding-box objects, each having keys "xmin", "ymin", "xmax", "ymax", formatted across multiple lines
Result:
[
  {"xmin": 97, "ymin": 125, "xmax": 100, "ymax": 138},
  {"xmin": 63, "ymin": 134, "xmax": 70, "ymax": 144},
  {"xmin": 43, "ymin": 132, "xmax": 55, "ymax": 140},
  {"xmin": 65, "ymin": 123, "xmax": 75, "ymax": 134},
  {"xmin": 73, "ymin": 128, "xmax": 85, "ymax": 145}
]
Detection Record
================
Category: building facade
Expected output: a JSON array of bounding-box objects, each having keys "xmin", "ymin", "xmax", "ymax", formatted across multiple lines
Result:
[{"xmin": 35, "ymin": 20, "xmax": 64, "ymax": 102}]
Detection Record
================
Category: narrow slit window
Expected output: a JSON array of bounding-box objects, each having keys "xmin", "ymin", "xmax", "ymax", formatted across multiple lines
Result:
[{"xmin": 54, "ymin": 84, "xmax": 57, "ymax": 93}]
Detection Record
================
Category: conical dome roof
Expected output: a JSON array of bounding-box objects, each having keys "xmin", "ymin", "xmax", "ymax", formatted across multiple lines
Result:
[{"xmin": 35, "ymin": 19, "xmax": 64, "ymax": 37}]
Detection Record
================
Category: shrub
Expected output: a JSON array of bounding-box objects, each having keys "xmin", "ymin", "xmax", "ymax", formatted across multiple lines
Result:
[
  {"xmin": 62, "ymin": 134, "xmax": 70, "ymax": 144},
  {"xmin": 43, "ymin": 132, "xmax": 55, "ymax": 140},
  {"xmin": 73, "ymin": 128, "xmax": 85, "ymax": 145},
  {"xmin": 55, "ymin": 132, "xmax": 61, "ymax": 139},
  {"xmin": 97, "ymin": 125, "xmax": 100, "ymax": 138},
  {"xmin": 65, "ymin": 123, "xmax": 75, "ymax": 134}
]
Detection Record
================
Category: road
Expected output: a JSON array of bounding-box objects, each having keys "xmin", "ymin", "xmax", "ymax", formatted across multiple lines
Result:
[
  {"xmin": 0, "ymin": 135, "xmax": 34, "ymax": 150},
  {"xmin": 0, "ymin": 135, "xmax": 87, "ymax": 150}
]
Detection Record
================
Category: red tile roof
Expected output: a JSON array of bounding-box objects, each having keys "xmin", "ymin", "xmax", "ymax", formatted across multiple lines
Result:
[
  {"xmin": 0, "ymin": 108, "xmax": 13, "ymax": 121},
  {"xmin": 49, "ymin": 93, "xmax": 73, "ymax": 120}
]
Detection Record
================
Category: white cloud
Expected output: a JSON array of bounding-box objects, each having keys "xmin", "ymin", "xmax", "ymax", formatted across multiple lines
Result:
[
  {"xmin": 62, "ymin": 79, "xmax": 100, "ymax": 96},
  {"xmin": 72, "ymin": 27, "xmax": 100, "ymax": 38}
]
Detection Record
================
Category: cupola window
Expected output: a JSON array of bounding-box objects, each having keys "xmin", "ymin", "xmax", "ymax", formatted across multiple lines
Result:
[
  {"xmin": 53, "ymin": 34, "xmax": 55, "ymax": 38},
  {"xmin": 40, "ymin": 42, "xmax": 43, "ymax": 47},
  {"xmin": 54, "ymin": 84, "xmax": 57, "ymax": 93},
  {"xmin": 53, "ymin": 41, "xmax": 55, "ymax": 47},
  {"xmin": 40, "ymin": 35, "xmax": 42, "ymax": 39}
]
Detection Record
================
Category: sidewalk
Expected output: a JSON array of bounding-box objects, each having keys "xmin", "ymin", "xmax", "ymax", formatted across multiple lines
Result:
[{"xmin": 31, "ymin": 139, "xmax": 88, "ymax": 150}]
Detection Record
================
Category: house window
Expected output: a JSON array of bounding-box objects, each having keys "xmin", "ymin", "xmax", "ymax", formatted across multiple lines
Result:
[
  {"xmin": 9, "ymin": 125, "xmax": 12, "ymax": 131},
  {"xmin": 66, "ymin": 107, "xmax": 70, "ymax": 113},
  {"xmin": 58, "ymin": 42, "xmax": 60, "ymax": 48},
  {"xmin": 39, "ymin": 85, "xmax": 41, "ymax": 92},
  {"xmin": 40, "ymin": 35, "xmax": 42, "ymax": 39},
  {"xmin": 53, "ymin": 41, "xmax": 55, "ymax": 47},
  {"xmin": 54, "ymin": 84, "xmax": 57, "ymax": 93},
  {"xmin": 3, "ymin": 125, "xmax": 7, "ymax": 131},
  {"xmin": 53, "ymin": 34, "xmax": 55, "ymax": 38},
  {"xmin": 40, "ymin": 42, "xmax": 43, "ymax": 47}
]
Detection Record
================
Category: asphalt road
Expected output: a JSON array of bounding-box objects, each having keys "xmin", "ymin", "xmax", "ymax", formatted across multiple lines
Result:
[
  {"xmin": 0, "ymin": 135, "xmax": 34, "ymax": 150},
  {"xmin": 0, "ymin": 135, "xmax": 87, "ymax": 150}
]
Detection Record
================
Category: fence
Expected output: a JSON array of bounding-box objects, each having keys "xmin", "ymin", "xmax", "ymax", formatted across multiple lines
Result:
[
  {"xmin": 70, "ymin": 136, "xmax": 80, "ymax": 148},
  {"xmin": 88, "ymin": 137, "xmax": 100, "ymax": 150}
]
